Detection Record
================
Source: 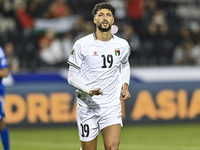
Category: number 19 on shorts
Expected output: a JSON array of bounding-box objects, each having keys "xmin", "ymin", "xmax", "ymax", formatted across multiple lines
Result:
[{"xmin": 81, "ymin": 124, "xmax": 89, "ymax": 137}]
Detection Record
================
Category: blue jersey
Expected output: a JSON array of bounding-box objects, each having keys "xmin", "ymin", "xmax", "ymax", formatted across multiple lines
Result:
[{"xmin": 0, "ymin": 46, "xmax": 8, "ymax": 96}]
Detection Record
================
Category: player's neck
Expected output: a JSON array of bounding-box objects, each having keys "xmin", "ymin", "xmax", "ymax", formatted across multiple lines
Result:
[{"xmin": 95, "ymin": 29, "xmax": 112, "ymax": 41}]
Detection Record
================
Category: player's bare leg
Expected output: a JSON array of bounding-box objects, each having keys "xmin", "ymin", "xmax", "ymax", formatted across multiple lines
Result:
[
  {"xmin": 0, "ymin": 120, "xmax": 10, "ymax": 150},
  {"xmin": 101, "ymin": 124, "xmax": 121, "ymax": 150},
  {"xmin": 0, "ymin": 121, "xmax": 5, "ymax": 131},
  {"xmin": 81, "ymin": 136, "xmax": 98, "ymax": 150}
]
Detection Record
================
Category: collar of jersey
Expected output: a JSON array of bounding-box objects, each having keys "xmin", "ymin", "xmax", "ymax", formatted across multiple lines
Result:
[{"xmin": 93, "ymin": 32, "xmax": 114, "ymax": 41}]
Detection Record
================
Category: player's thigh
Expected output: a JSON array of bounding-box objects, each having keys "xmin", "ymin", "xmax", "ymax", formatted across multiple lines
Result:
[
  {"xmin": 101, "ymin": 124, "xmax": 121, "ymax": 150},
  {"xmin": 81, "ymin": 136, "xmax": 98, "ymax": 150},
  {"xmin": 0, "ymin": 120, "xmax": 4, "ymax": 131},
  {"xmin": 100, "ymin": 104, "xmax": 122, "ymax": 149}
]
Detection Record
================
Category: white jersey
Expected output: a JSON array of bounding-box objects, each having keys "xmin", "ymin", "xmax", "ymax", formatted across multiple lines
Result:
[{"xmin": 68, "ymin": 33, "xmax": 130, "ymax": 108}]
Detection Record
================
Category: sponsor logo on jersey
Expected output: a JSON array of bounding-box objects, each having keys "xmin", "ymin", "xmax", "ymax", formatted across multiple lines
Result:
[
  {"xmin": 93, "ymin": 51, "xmax": 98, "ymax": 56},
  {"xmin": 115, "ymin": 49, "xmax": 120, "ymax": 56}
]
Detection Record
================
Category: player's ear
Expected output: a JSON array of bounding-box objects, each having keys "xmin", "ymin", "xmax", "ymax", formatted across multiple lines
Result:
[
  {"xmin": 93, "ymin": 16, "xmax": 96, "ymax": 24},
  {"xmin": 112, "ymin": 17, "xmax": 114, "ymax": 25}
]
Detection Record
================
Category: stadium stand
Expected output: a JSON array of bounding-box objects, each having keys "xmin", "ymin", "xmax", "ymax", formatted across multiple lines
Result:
[{"xmin": 0, "ymin": 0, "xmax": 200, "ymax": 72}]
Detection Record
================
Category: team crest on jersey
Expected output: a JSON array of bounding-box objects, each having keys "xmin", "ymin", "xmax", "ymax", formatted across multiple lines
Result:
[
  {"xmin": 115, "ymin": 49, "xmax": 120, "ymax": 56},
  {"xmin": 70, "ymin": 49, "xmax": 75, "ymax": 56},
  {"xmin": 93, "ymin": 51, "xmax": 98, "ymax": 56}
]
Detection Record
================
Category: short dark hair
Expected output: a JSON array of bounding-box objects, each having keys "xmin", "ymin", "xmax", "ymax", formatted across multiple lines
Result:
[{"xmin": 92, "ymin": 2, "xmax": 115, "ymax": 16}]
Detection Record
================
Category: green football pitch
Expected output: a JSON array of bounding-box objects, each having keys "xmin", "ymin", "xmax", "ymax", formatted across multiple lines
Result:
[{"xmin": 3, "ymin": 123, "xmax": 200, "ymax": 150}]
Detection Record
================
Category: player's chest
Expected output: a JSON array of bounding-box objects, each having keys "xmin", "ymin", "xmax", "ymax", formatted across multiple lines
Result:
[{"xmin": 84, "ymin": 45, "xmax": 122, "ymax": 68}]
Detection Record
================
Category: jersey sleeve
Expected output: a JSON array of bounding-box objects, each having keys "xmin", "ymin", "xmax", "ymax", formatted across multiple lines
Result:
[
  {"xmin": 0, "ymin": 47, "xmax": 8, "ymax": 69},
  {"xmin": 68, "ymin": 42, "xmax": 83, "ymax": 70},
  {"xmin": 121, "ymin": 43, "xmax": 131, "ymax": 64}
]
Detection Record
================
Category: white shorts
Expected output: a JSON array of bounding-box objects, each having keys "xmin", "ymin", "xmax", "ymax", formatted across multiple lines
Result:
[{"xmin": 76, "ymin": 103, "xmax": 123, "ymax": 142}]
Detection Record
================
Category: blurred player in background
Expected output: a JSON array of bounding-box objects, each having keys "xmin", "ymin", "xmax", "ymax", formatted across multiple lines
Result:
[
  {"xmin": 0, "ymin": 46, "xmax": 10, "ymax": 150},
  {"xmin": 68, "ymin": 2, "xmax": 130, "ymax": 150}
]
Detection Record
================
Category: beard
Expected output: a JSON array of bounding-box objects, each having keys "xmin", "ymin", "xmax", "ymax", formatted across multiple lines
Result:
[{"xmin": 97, "ymin": 23, "xmax": 111, "ymax": 32}]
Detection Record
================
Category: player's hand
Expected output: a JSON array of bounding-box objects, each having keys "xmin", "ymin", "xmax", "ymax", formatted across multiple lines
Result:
[
  {"xmin": 120, "ymin": 83, "xmax": 130, "ymax": 101},
  {"xmin": 120, "ymin": 89, "xmax": 131, "ymax": 101},
  {"xmin": 88, "ymin": 88, "xmax": 103, "ymax": 96}
]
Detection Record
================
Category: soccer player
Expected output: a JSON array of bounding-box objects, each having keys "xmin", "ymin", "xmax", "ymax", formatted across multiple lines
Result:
[
  {"xmin": 0, "ymin": 46, "xmax": 10, "ymax": 150},
  {"xmin": 68, "ymin": 2, "xmax": 130, "ymax": 150}
]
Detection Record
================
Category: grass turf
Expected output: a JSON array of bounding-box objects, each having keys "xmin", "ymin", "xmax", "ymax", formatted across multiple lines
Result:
[{"xmin": 3, "ymin": 123, "xmax": 200, "ymax": 150}]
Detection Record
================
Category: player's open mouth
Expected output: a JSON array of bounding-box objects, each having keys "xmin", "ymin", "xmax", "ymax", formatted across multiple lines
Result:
[{"xmin": 102, "ymin": 22, "xmax": 108, "ymax": 26}]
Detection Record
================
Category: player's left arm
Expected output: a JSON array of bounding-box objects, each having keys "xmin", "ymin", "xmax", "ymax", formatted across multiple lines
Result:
[
  {"xmin": 0, "ymin": 50, "xmax": 9, "ymax": 77},
  {"xmin": 120, "ymin": 62, "xmax": 131, "ymax": 101},
  {"xmin": 120, "ymin": 43, "xmax": 131, "ymax": 101}
]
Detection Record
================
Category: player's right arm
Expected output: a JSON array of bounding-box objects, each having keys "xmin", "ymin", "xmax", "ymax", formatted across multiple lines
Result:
[
  {"xmin": 67, "ymin": 42, "xmax": 102, "ymax": 96},
  {"xmin": 68, "ymin": 66, "xmax": 103, "ymax": 96}
]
